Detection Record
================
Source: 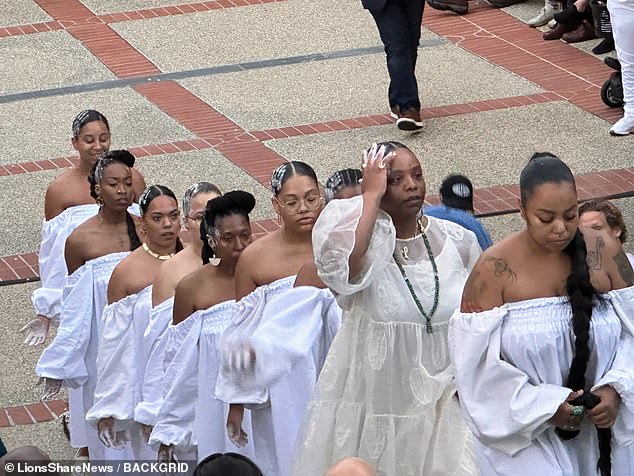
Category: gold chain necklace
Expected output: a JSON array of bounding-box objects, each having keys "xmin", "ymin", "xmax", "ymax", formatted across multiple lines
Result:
[
  {"xmin": 142, "ymin": 242, "xmax": 174, "ymax": 261},
  {"xmin": 401, "ymin": 216, "xmax": 425, "ymax": 261}
]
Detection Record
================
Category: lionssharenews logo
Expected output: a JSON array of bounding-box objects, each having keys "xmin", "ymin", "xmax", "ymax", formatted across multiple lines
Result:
[{"xmin": 6, "ymin": 461, "xmax": 190, "ymax": 474}]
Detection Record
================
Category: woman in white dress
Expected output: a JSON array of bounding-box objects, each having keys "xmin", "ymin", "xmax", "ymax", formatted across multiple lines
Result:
[
  {"xmin": 136, "ymin": 182, "xmax": 221, "ymax": 436},
  {"xmin": 450, "ymin": 153, "xmax": 634, "ymax": 476},
  {"xmin": 293, "ymin": 142, "xmax": 482, "ymax": 476},
  {"xmin": 36, "ymin": 150, "xmax": 143, "ymax": 460},
  {"xmin": 86, "ymin": 185, "xmax": 182, "ymax": 459},
  {"xmin": 22, "ymin": 110, "xmax": 145, "ymax": 348},
  {"xmin": 150, "ymin": 191, "xmax": 256, "ymax": 462},
  {"xmin": 215, "ymin": 161, "xmax": 323, "ymax": 476}
]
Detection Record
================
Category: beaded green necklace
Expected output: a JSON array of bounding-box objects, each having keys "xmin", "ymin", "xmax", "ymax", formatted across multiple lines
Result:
[{"xmin": 392, "ymin": 216, "xmax": 439, "ymax": 334}]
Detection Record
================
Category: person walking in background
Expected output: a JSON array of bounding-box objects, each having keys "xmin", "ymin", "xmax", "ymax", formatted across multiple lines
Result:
[
  {"xmin": 608, "ymin": 0, "xmax": 634, "ymax": 135},
  {"xmin": 425, "ymin": 174, "xmax": 493, "ymax": 250},
  {"xmin": 362, "ymin": 0, "xmax": 425, "ymax": 131}
]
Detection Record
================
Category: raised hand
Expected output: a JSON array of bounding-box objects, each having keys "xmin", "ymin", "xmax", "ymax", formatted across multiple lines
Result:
[{"xmin": 361, "ymin": 143, "xmax": 394, "ymax": 201}]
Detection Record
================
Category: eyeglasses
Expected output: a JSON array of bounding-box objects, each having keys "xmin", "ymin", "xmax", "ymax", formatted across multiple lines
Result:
[
  {"xmin": 275, "ymin": 195, "xmax": 323, "ymax": 215},
  {"xmin": 187, "ymin": 213, "xmax": 205, "ymax": 224}
]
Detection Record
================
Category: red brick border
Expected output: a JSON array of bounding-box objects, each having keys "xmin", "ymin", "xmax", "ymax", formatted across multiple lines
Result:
[{"xmin": 0, "ymin": 401, "xmax": 68, "ymax": 428}]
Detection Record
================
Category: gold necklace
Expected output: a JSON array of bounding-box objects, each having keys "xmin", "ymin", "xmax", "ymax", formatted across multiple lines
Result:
[
  {"xmin": 401, "ymin": 216, "xmax": 426, "ymax": 261},
  {"xmin": 142, "ymin": 242, "xmax": 174, "ymax": 261}
]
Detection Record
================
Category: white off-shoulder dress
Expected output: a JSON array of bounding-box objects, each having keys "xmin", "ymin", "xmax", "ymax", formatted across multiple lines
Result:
[
  {"xmin": 293, "ymin": 196, "xmax": 482, "ymax": 476},
  {"xmin": 215, "ymin": 276, "xmax": 295, "ymax": 476},
  {"xmin": 86, "ymin": 285, "xmax": 155, "ymax": 460},
  {"xmin": 36, "ymin": 252, "xmax": 129, "ymax": 459},
  {"xmin": 150, "ymin": 300, "xmax": 257, "ymax": 462},
  {"xmin": 32, "ymin": 204, "xmax": 98, "ymax": 321},
  {"xmin": 135, "ymin": 296, "xmax": 175, "ymax": 428},
  {"xmin": 449, "ymin": 288, "xmax": 634, "ymax": 476}
]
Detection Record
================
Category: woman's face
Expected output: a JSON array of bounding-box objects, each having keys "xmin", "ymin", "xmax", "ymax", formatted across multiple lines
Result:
[
  {"xmin": 381, "ymin": 148, "xmax": 426, "ymax": 217},
  {"xmin": 72, "ymin": 121, "xmax": 110, "ymax": 166},
  {"xmin": 521, "ymin": 181, "xmax": 578, "ymax": 252},
  {"xmin": 142, "ymin": 195, "xmax": 181, "ymax": 250},
  {"xmin": 96, "ymin": 162, "xmax": 133, "ymax": 212},
  {"xmin": 579, "ymin": 210, "xmax": 622, "ymax": 241},
  {"xmin": 273, "ymin": 175, "xmax": 323, "ymax": 232},
  {"xmin": 211, "ymin": 214, "xmax": 253, "ymax": 262},
  {"xmin": 185, "ymin": 192, "xmax": 221, "ymax": 242}
]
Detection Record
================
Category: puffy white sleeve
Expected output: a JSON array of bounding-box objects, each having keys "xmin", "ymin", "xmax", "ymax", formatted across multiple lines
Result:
[
  {"xmin": 313, "ymin": 195, "xmax": 394, "ymax": 297},
  {"xmin": 593, "ymin": 286, "xmax": 634, "ymax": 447},
  {"xmin": 149, "ymin": 315, "xmax": 203, "ymax": 451},
  {"xmin": 216, "ymin": 289, "xmax": 270, "ymax": 405},
  {"xmin": 35, "ymin": 264, "xmax": 94, "ymax": 387},
  {"xmin": 135, "ymin": 297, "xmax": 175, "ymax": 427},
  {"xmin": 434, "ymin": 218, "xmax": 482, "ymax": 272},
  {"xmin": 247, "ymin": 287, "xmax": 342, "ymax": 390},
  {"xmin": 86, "ymin": 293, "xmax": 145, "ymax": 429},
  {"xmin": 449, "ymin": 308, "xmax": 571, "ymax": 456}
]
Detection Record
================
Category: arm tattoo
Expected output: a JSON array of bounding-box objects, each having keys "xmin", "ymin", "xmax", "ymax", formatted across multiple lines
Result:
[
  {"xmin": 484, "ymin": 257, "xmax": 517, "ymax": 282},
  {"xmin": 613, "ymin": 251, "xmax": 634, "ymax": 286},
  {"xmin": 587, "ymin": 236, "xmax": 604, "ymax": 271},
  {"xmin": 463, "ymin": 271, "xmax": 488, "ymax": 302}
]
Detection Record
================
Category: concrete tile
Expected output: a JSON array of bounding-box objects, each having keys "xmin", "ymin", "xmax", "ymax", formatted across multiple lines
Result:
[
  {"xmin": 266, "ymin": 101, "xmax": 633, "ymax": 196},
  {"xmin": 479, "ymin": 212, "xmax": 524, "ymax": 243},
  {"xmin": 0, "ymin": 0, "xmax": 51, "ymax": 28},
  {"xmin": 133, "ymin": 149, "xmax": 275, "ymax": 221},
  {"xmin": 180, "ymin": 44, "xmax": 542, "ymax": 130},
  {"xmin": 610, "ymin": 197, "xmax": 634, "ymax": 255},
  {"xmin": 80, "ymin": 0, "xmax": 199, "ymax": 15},
  {"xmin": 0, "ymin": 418, "xmax": 75, "ymax": 461},
  {"xmin": 0, "ymin": 30, "xmax": 116, "ymax": 94},
  {"xmin": 0, "ymin": 87, "xmax": 195, "ymax": 166},
  {"xmin": 111, "ymin": 0, "xmax": 382, "ymax": 72}
]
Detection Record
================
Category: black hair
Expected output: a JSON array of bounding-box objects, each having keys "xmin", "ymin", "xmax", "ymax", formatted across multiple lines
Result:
[
  {"xmin": 324, "ymin": 168, "xmax": 362, "ymax": 202},
  {"xmin": 200, "ymin": 191, "xmax": 256, "ymax": 264},
  {"xmin": 87, "ymin": 150, "xmax": 140, "ymax": 251},
  {"xmin": 270, "ymin": 161, "xmax": 318, "ymax": 196},
  {"xmin": 373, "ymin": 141, "xmax": 413, "ymax": 155},
  {"xmin": 72, "ymin": 110, "xmax": 109, "ymax": 138},
  {"xmin": 138, "ymin": 185, "xmax": 184, "ymax": 253},
  {"xmin": 193, "ymin": 453, "xmax": 263, "ymax": 476},
  {"xmin": 182, "ymin": 182, "xmax": 222, "ymax": 217},
  {"xmin": 520, "ymin": 153, "xmax": 610, "ymax": 475}
]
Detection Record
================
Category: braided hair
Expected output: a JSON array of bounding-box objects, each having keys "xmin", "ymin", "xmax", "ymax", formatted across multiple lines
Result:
[
  {"xmin": 270, "ymin": 161, "xmax": 318, "ymax": 196},
  {"xmin": 324, "ymin": 168, "xmax": 362, "ymax": 202},
  {"xmin": 72, "ymin": 110, "xmax": 109, "ymax": 138},
  {"xmin": 520, "ymin": 153, "xmax": 610, "ymax": 476},
  {"xmin": 200, "ymin": 191, "xmax": 256, "ymax": 264},
  {"xmin": 87, "ymin": 150, "xmax": 140, "ymax": 251}
]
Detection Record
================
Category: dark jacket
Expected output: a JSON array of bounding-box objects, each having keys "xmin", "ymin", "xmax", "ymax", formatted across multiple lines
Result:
[{"xmin": 361, "ymin": 0, "xmax": 388, "ymax": 11}]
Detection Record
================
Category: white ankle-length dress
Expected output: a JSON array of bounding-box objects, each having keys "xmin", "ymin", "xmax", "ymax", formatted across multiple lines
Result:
[{"xmin": 292, "ymin": 196, "xmax": 482, "ymax": 476}]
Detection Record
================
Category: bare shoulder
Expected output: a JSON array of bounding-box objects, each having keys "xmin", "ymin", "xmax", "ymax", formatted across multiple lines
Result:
[
  {"xmin": 582, "ymin": 228, "xmax": 634, "ymax": 289},
  {"xmin": 44, "ymin": 172, "xmax": 74, "ymax": 219},
  {"xmin": 461, "ymin": 236, "xmax": 519, "ymax": 312}
]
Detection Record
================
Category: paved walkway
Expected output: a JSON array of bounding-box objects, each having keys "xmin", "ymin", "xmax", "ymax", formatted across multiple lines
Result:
[{"xmin": 1, "ymin": 0, "xmax": 632, "ymax": 460}]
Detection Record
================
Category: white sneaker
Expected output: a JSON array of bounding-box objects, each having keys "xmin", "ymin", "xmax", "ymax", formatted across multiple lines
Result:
[
  {"xmin": 528, "ymin": 4, "xmax": 559, "ymax": 27},
  {"xmin": 609, "ymin": 115, "xmax": 634, "ymax": 136}
]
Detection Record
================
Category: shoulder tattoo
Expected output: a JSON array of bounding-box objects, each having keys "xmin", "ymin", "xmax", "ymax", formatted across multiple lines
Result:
[
  {"xmin": 613, "ymin": 251, "xmax": 634, "ymax": 286},
  {"xmin": 484, "ymin": 256, "xmax": 517, "ymax": 282},
  {"xmin": 587, "ymin": 235, "xmax": 604, "ymax": 271}
]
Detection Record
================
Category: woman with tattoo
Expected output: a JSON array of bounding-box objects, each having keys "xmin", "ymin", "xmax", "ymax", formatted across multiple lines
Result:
[
  {"xmin": 579, "ymin": 198, "xmax": 634, "ymax": 270},
  {"xmin": 293, "ymin": 142, "xmax": 482, "ymax": 475},
  {"xmin": 450, "ymin": 152, "xmax": 634, "ymax": 476}
]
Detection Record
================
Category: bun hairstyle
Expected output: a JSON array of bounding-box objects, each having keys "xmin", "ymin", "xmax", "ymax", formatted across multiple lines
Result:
[
  {"xmin": 72, "ymin": 109, "xmax": 109, "ymax": 138},
  {"xmin": 182, "ymin": 182, "xmax": 222, "ymax": 218},
  {"xmin": 200, "ymin": 190, "xmax": 256, "ymax": 264},
  {"xmin": 270, "ymin": 161, "xmax": 318, "ymax": 196},
  {"xmin": 324, "ymin": 168, "xmax": 362, "ymax": 202},
  {"xmin": 88, "ymin": 150, "xmax": 135, "ymax": 200},
  {"xmin": 138, "ymin": 185, "xmax": 184, "ymax": 253},
  {"xmin": 87, "ymin": 150, "xmax": 140, "ymax": 251},
  {"xmin": 193, "ymin": 452, "xmax": 263, "ymax": 476},
  {"xmin": 520, "ymin": 153, "xmax": 610, "ymax": 475}
]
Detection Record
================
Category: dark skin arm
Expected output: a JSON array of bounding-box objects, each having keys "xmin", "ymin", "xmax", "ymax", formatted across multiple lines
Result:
[
  {"xmin": 234, "ymin": 248, "xmax": 258, "ymax": 300},
  {"xmin": 460, "ymin": 252, "xmax": 509, "ymax": 312},
  {"xmin": 44, "ymin": 182, "xmax": 66, "ymax": 221},
  {"xmin": 64, "ymin": 233, "xmax": 87, "ymax": 275},
  {"xmin": 171, "ymin": 277, "xmax": 196, "ymax": 325},
  {"xmin": 106, "ymin": 264, "xmax": 130, "ymax": 304},
  {"xmin": 131, "ymin": 169, "xmax": 146, "ymax": 202}
]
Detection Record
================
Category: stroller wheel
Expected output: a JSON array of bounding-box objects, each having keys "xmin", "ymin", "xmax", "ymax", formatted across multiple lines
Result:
[{"xmin": 601, "ymin": 78, "xmax": 624, "ymax": 107}]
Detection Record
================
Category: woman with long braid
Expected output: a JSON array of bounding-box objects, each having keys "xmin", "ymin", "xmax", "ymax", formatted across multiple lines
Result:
[{"xmin": 450, "ymin": 153, "xmax": 634, "ymax": 475}]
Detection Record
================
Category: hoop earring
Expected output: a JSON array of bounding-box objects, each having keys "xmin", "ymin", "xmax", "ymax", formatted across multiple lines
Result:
[
  {"xmin": 276, "ymin": 212, "xmax": 283, "ymax": 227},
  {"xmin": 96, "ymin": 196, "xmax": 104, "ymax": 207}
]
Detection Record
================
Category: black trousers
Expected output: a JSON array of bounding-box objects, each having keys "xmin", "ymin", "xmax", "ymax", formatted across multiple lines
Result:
[{"xmin": 370, "ymin": 0, "xmax": 425, "ymax": 111}]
